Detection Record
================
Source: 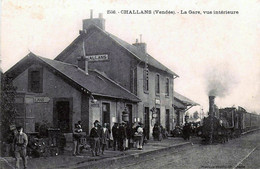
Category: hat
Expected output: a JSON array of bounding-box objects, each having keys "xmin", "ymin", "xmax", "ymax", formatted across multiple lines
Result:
[
  {"xmin": 138, "ymin": 122, "xmax": 143, "ymax": 126},
  {"xmin": 16, "ymin": 126, "xmax": 22, "ymax": 131},
  {"xmin": 94, "ymin": 120, "xmax": 100, "ymax": 124}
]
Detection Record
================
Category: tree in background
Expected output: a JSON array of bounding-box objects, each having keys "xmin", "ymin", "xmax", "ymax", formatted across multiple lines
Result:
[{"xmin": 1, "ymin": 74, "xmax": 17, "ymax": 142}]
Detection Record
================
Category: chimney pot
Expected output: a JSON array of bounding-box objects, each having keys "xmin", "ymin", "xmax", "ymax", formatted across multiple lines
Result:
[
  {"xmin": 133, "ymin": 40, "xmax": 147, "ymax": 53},
  {"xmin": 83, "ymin": 11, "xmax": 105, "ymax": 30}
]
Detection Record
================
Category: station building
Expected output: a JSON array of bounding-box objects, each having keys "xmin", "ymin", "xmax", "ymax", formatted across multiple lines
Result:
[{"xmin": 4, "ymin": 13, "xmax": 198, "ymax": 138}]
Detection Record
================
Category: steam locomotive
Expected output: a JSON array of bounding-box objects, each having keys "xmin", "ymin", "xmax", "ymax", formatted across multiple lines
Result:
[{"xmin": 199, "ymin": 96, "xmax": 260, "ymax": 143}]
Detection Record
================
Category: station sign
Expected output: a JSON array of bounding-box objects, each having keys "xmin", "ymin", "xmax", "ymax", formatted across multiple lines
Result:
[
  {"xmin": 34, "ymin": 97, "xmax": 50, "ymax": 103},
  {"xmin": 84, "ymin": 54, "xmax": 109, "ymax": 62}
]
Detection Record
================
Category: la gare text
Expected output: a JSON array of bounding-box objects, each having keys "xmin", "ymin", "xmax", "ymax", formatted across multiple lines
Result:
[{"xmin": 107, "ymin": 10, "xmax": 239, "ymax": 15}]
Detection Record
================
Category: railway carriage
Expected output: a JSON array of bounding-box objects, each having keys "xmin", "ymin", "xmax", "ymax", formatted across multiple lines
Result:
[{"xmin": 200, "ymin": 96, "xmax": 259, "ymax": 144}]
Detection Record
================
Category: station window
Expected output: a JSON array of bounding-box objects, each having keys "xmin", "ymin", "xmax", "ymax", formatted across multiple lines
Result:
[
  {"xmin": 165, "ymin": 78, "xmax": 169, "ymax": 96},
  {"xmin": 28, "ymin": 68, "xmax": 43, "ymax": 93},
  {"xmin": 155, "ymin": 74, "xmax": 160, "ymax": 94}
]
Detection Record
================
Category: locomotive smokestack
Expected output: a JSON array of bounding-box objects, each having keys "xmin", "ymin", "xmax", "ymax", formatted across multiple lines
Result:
[{"xmin": 209, "ymin": 96, "xmax": 215, "ymax": 116}]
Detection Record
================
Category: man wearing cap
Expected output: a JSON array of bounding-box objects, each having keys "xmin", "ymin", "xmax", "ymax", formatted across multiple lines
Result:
[
  {"xmin": 112, "ymin": 123, "xmax": 119, "ymax": 151},
  {"xmin": 13, "ymin": 126, "xmax": 28, "ymax": 169},
  {"xmin": 89, "ymin": 120, "xmax": 100, "ymax": 156}
]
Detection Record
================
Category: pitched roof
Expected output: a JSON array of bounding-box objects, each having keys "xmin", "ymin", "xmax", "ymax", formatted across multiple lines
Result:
[
  {"xmin": 107, "ymin": 33, "xmax": 178, "ymax": 77},
  {"xmin": 6, "ymin": 53, "xmax": 141, "ymax": 102},
  {"xmin": 55, "ymin": 25, "xmax": 178, "ymax": 77},
  {"xmin": 174, "ymin": 91, "xmax": 199, "ymax": 107}
]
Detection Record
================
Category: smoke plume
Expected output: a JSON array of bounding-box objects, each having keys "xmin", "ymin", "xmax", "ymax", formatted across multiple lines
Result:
[{"xmin": 205, "ymin": 64, "xmax": 238, "ymax": 97}]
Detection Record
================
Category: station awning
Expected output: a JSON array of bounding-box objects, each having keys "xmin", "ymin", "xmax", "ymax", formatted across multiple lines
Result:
[{"xmin": 173, "ymin": 91, "xmax": 199, "ymax": 111}]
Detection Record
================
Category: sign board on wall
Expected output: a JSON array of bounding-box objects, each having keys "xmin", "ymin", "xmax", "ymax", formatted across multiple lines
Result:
[
  {"xmin": 34, "ymin": 97, "xmax": 50, "ymax": 103},
  {"xmin": 24, "ymin": 97, "xmax": 50, "ymax": 104},
  {"xmin": 112, "ymin": 117, "xmax": 117, "ymax": 123},
  {"xmin": 84, "ymin": 54, "xmax": 108, "ymax": 62},
  {"xmin": 155, "ymin": 99, "xmax": 160, "ymax": 105},
  {"xmin": 91, "ymin": 102, "xmax": 99, "ymax": 107}
]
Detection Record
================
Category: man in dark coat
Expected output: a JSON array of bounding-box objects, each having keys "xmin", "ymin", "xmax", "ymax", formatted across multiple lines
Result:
[
  {"xmin": 89, "ymin": 120, "xmax": 100, "ymax": 156},
  {"xmin": 183, "ymin": 123, "xmax": 191, "ymax": 140},
  {"xmin": 118, "ymin": 122, "xmax": 127, "ymax": 151},
  {"xmin": 126, "ymin": 122, "xmax": 133, "ymax": 149},
  {"xmin": 112, "ymin": 123, "xmax": 119, "ymax": 151},
  {"xmin": 153, "ymin": 123, "xmax": 161, "ymax": 141}
]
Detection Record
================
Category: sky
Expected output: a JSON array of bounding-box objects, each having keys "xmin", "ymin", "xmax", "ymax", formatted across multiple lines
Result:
[{"xmin": 1, "ymin": 0, "xmax": 260, "ymax": 115}]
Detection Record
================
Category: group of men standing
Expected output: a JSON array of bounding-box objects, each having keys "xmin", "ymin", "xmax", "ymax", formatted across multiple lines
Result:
[
  {"xmin": 111, "ymin": 121, "xmax": 144, "ymax": 151},
  {"xmin": 89, "ymin": 120, "xmax": 145, "ymax": 156}
]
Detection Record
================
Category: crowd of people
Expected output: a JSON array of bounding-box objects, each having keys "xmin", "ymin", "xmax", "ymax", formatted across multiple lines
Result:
[
  {"xmin": 73, "ymin": 120, "xmax": 147, "ymax": 157},
  {"xmin": 71, "ymin": 120, "xmax": 201, "ymax": 157},
  {"xmin": 11, "ymin": 121, "xmax": 170, "ymax": 167},
  {"xmin": 9, "ymin": 120, "xmax": 198, "ymax": 168},
  {"xmin": 171, "ymin": 122, "xmax": 201, "ymax": 140}
]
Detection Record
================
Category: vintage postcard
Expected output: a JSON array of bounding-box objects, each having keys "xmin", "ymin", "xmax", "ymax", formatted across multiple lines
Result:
[{"xmin": 1, "ymin": 0, "xmax": 259, "ymax": 169}]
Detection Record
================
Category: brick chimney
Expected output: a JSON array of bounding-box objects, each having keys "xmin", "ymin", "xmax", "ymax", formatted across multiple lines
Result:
[
  {"xmin": 82, "ymin": 10, "xmax": 105, "ymax": 30},
  {"xmin": 133, "ymin": 35, "xmax": 147, "ymax": 53}
]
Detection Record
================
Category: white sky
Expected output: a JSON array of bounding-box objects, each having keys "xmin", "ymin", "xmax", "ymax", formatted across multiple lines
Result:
[{"xmin": 1, "ymin": 0, "xmax": 260, "ymax": 114}]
